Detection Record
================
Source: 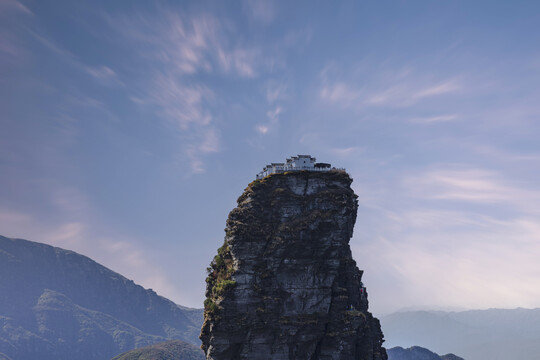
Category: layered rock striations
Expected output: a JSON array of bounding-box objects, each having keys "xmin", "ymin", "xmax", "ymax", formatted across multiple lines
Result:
[{"xmin": 200, "ymin": 171, "xmax": 387, "ymax": 360}]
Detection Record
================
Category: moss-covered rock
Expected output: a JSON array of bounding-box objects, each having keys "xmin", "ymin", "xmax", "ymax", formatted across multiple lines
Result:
[{"xmin": 200, "ymin": 171, "xmax": 387, "ymax": 360}]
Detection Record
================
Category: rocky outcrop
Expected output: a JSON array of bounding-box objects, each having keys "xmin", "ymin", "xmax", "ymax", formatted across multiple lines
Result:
[{"xmin": 200, "ymin": 171, "xmax": 387, "ymax": 360}]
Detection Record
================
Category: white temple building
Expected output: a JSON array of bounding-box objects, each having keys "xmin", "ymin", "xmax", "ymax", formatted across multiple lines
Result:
[{"xmin": 255, "ymin": 155, "xmax": 336, "ymax": 179}]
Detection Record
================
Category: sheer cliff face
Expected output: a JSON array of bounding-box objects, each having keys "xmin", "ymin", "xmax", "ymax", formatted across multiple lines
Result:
[{"xmin": 200, "ymin": 171, "xmax": 387, "ymax": 360}]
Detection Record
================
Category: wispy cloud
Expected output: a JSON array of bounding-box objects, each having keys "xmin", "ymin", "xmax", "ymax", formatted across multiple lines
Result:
[
  {"xmin": 355, "ymin": 212, "xmax": 540, "ymax": 314},
  {"xmin": 266, "ymin": 81, "xmax": 287, "ymax": 103},
  {"xmin": 0, "ymin": 0, "xmax": 33, "ymax": 15},
  {"xmin": 253, "ymin": 79, "xmax": 289, "ymax": 136},
  {"xmin": 219, "ymin": 48, "xmax": 260, "ymax": 78},
  {"xmin": 255, "ymin": 106, "xmax": 282, "ymax": 135},
  {"xmin": 143, "ymin": 74, "xmax": 219, "ymax": 173},
  {"xmin": 266, "ymin": 106, "xmax": 282, "ymax": 122},
  {"xmin": 111, "ymin": 12, "xmax": 261, "ymax": 78},
  {"xmin": 255, "ymin": 125, "xmax": 269, "ymax": 134},
  {"xmin": 184, "ymin": 126, "xmax": 221, "ymax": 173},
  {"xmin": 83, "ymin": 65, "xmax": 123, "ymax": 86},
  {"xmin": 350, "ymin": 160, "xmax": 540, "ymax": 314},
  {"xmin": 321, "ymin": 78, "xmax": 461, "ymax": 108},
  {"xmin": 283, "ymin": 28, "xmax": 312, "ymax": 48},
  {"xmin": 329, "ymin": 146, "xmax": 362, "ymax": 157},
  {"xmin": 150, "ymin": 74, "xmax": 213, "ymax": 129},
  {"xmin": 404, "ymin": 167, "xmax": 540, "ymax": 210},
  {"xmin": 319, "ymin": 82, "xmax": 356, "ymax": 104},
  {"xmin": 413, "ymin": 80, "xmax": 460, "ymax": 98},
  {"xmin": 319, "ymin": 64, "xmax": 462, "ymax": 111},
  {"xmin": 198, "ymin": 127, "xmax": 220, "ymax": 154},
  {"xmin": 29, "ymin": 31, "xmax": 122, "ymax": 86},
  {"xmin": 409, "ymin": 114, "xmax": 458, "ymax": 124},
  {"xmin": 252, "ymin": 79, "xmax": 289, "ymax": 137},
  {"xmin": 63, "ymin": 93, "xmax": 120, "ymax": 123},
  {"xmin": 0, "ymin": 208, "xmax": 31, "ymax": 226},
  {"xmin": 110, "ymin": 9, "xmax": 270, "ymax": 171},
  {"xmin": 471, "ymin": 144, "xmax": 540, "ymax": 163},
  {"xmin": 0, "ymin": 31, "xmax": 25, "ymax": 61},
  {"xmin": 243, "ymin": 0, "xmax": 275, "ymax": 25},
  {"xmin": 151, "ymin": 15, "xmax": 215, "ymax": 75},
  {"xmin": 45, "ymin": 222, "xmax": 87, "ymax": 249},
  {"xmin": 0, "ymin": 0, "xmax": 33, "ymax": 62},
  {"xmin": 84, "ymin": 65, "xmax": 114, "ymax": 79}
]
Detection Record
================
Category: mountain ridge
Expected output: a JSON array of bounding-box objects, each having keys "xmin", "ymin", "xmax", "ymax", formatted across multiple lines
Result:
[{"xmin": 0, "ymin": 235, "xmax": 203, "ymax": 360}]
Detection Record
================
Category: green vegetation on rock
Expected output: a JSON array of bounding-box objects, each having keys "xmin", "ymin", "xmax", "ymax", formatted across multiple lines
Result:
[
  {"xmin": 200, "ymin": 171, "xmax": 387, "ymax": 359},
  {"xmin": 203, "ymin": 299, "xmax": 219, "ymax": 315},
  {"xmin": 203, "ymin": 240, "xmax": 237, "ymax": 322},
  {"xmin": 213, "ymin": 279, "xmax": 237, "ymax": 296}
]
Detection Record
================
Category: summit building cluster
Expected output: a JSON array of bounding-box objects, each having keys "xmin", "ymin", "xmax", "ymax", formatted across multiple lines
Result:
[{"xmin": 255, "ymin": 155, "xmax": 337, "ymax": 180}]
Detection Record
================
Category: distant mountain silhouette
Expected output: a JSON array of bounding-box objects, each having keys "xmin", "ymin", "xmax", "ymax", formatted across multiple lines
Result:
[
  {"xmin": 381, "ymin": 309, "xmax": 540, "ymax": 360},
  {"xmin": 111, "ymin": 340, "xmax": 204, "ymax": 360},
  {"xmin": 387, "ymin": 346, "xmax": 464, "ymax": 360},
  {"xmin": 0, "ymin": 235, "xmax": 203, "ymax": 360}
]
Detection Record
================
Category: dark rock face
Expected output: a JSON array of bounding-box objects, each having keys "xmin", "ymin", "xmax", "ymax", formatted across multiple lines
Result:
[
  {"xmin": 387, "ymin": 346, "xmax": 464, "ymax": 360},
  {"xmin": 0, "ymin": 235, "xmax": 203, "ymax": 360},
  {"xmin": 200, "ymin": 171, "xmax": 387, "ymax": 360}
]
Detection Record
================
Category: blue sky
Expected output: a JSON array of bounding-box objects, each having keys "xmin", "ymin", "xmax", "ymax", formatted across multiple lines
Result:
[{"xmin": 2, "ymin": 0, "xmax": 540, "ymax": 315}]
